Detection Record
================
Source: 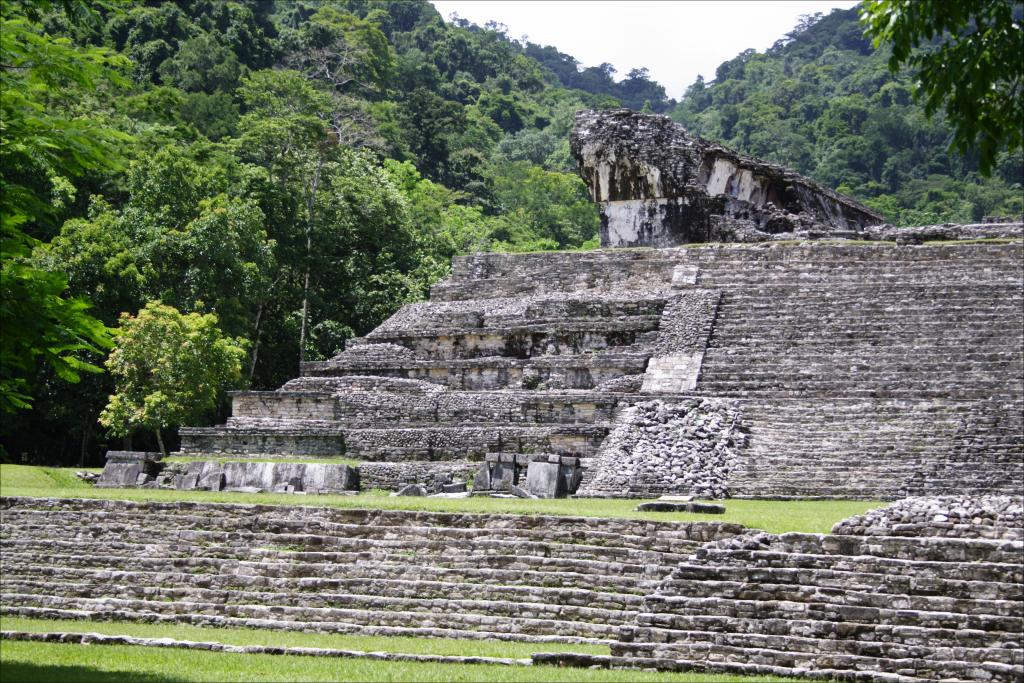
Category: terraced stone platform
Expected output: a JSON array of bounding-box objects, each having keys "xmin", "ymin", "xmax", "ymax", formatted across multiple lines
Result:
[
  {"xmin": 2, "ymin": 497, "xmax": 1020, "ymax": 682},
  {"xmin": 615, "ymin": 525, "xmax": 1024, "ymax": 682},
  {"xmin": 163, "ymin": 239, "xmax": 1024, "ymax": 500},
  {"xmin": 0, "ymin": 498, "xmax": 741, "ymax": 643}
]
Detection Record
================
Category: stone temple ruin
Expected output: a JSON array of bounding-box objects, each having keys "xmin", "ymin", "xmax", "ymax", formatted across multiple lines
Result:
[
  {"xmin": 7, "ymin": 109, "xmax": 1022, "ymax": 682},
  {"xmin": 99, "ymin": 113, "xmax": 1024, "ymax": 501}
]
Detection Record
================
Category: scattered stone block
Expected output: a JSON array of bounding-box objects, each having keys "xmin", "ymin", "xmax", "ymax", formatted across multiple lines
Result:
[
  {"xmin": 394, "ymin": 483, "xmax": 428, "ymax": 497},
  {"xmin": 197, "ymin": 470, "xmax": 225, "ymax": 492},
  {"xmin": 509, "ymin": 485, "xmax": 537, "ymax": 499},
  {"xmin": 175, "ymin": 473, "xmax": 200, "ymax": 490},
  {"xmin": 524, "ymin": 461, "xmax": 563, "ymax": 499},
  {"xmin": 441, "ymin": 482, "xmax": 466, "ymax": 494},
  {"xmin": 636, "ymin": 501, "xmax": 726, "ymax": 514},
  {"xmin": 472, "ymin": 465, "xmax": 491, "ymax": 491}
]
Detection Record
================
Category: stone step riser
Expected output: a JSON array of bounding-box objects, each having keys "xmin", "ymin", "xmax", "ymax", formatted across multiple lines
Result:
[
  {"xmin": 660, "ymin": 564, "xmax": 1023, "ymax": 600},
  {"xmin": 0, "ymin": 535, "xmax": 691, "ymax": 566},
  {"xmin": 0, "ymin": 582, "xmax": 641, "ymax": 626},
  {"xmin": 0, "ymin": 593, "xmax": 623, "ymax": 639},
  {"xmin": 0, "ymin": 560, "xmax": 655, "ymax": 594},
  {"xmin": 621, "ymin": 628, "xmax": 1022, "ymax": 667},
  {"xmin": 633, "ymin": 599, "xmax": 1022, "ymax": 637},
  {"xmin": 228, "ymin": 392, "xmax": 624, "ymax": 426},
  {"xmin": 617, "ymin": 639, "xmax": 1022, "ymax": 682},
  {"xmin": 367, "ymin": 326, "xmax": 658, "ymax": 361},
  {"xmin": 0, "ymin": 571, "xmax": 645, "ymax": 609},
  {"xmin": 644, "ymin": 579, "xmax": 1021, "ymax": 616}
]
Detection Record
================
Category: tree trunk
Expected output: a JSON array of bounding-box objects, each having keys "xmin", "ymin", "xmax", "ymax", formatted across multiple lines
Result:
[
  {"xmin": 155, "ymin": 428, "xmax": 166, "ymax": 458},
  {"xmin": 78, "ymin": 423, "xmax": 90, "ymax": 468},
  {"xmin": 298, "ymin": 154, "xmax": 324, "ymax": 366},
  {"xmin": 249, "ymin": 302, "xmax": 264, "ymax": 383},
  {"xmin": 298, "ymin": 256, "xmax": 311, "ymax": 364}
]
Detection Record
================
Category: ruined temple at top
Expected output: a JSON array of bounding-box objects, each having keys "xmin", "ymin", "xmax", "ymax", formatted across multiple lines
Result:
[
  {"xmin": 570, "ymin": 109, "xmax": 1020, "ymax": 246},
  {"xmin": 97, "ymin": 109, "xmax": 1024, "ymax": 501}
]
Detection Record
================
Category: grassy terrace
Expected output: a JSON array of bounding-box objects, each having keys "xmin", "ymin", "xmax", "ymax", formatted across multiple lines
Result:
[
  {"xmin": 0, "ymin": 640, "xmax": 796, "ymax": 682},
  {"xmin": 0, "ymin": 464, "xmax": 874, "ymax": 681},
  {"xmin": 0, "ymin": 464, "xmax": 880, "ymax": 534}
]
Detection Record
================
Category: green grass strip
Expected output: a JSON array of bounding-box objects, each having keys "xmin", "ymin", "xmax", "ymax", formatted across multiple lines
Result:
[
  {"xmin": 0, "ymin": 464, "xmax": 880, "ymax": 533},
  {"xmin": 0, "ymin": 617, "xmax": 607, "ymax": 658},
  {"xmin": 0, "ymin": 640, "xmax": 797, "ymax": 682}
]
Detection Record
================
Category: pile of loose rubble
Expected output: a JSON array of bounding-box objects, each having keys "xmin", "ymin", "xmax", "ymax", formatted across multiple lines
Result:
[
  {"xmin": 832, "ymin": 495, "xmax": 1024, "ymax": 540},
  {"xmin": 577, "ymin": 398, "xmax": 746, "ymax": 498}
]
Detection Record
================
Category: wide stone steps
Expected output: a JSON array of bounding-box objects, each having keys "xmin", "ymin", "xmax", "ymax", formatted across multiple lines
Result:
[
  {"xmin": 0, "ymin": 502, "xmax": 737, "ymax": 547},
  {"xmin": 0, "ymin": 583, "xmax": 639, "ymax": 630},
  {"xmin": 300, "ymin": 353, "xmax": 649, "ymax": 391},
  {"xmin": 228, "ymin": 390, "xmax": 626, "ymax": 427},
  {"xmin": 618, "ymin": 632, "xmax": 1022, "ymax": 681},
  {"xmin": 642, "ymin": 578, "xmax": 1021, "ymax": 617},
  {"xmin": 2, "ymin": 604, "xmax": 613, "ymax": 646},
  {"xmin": 613, "ymin": 523, "xmax": 1023, "ymax": 682},
  {"xmin": 3, "ymin": 499, "xmax": 738, "ymax": 643},
  {"xmin": 688, "ymin": 550, "xmax": 1023, "ymax": 584},
  {"xmin": 0, "ymin": 531, "xmax": 690, "ymax": 569},
  {"xmin": 661, "ymin": 562, "xmax": 1023, "ymax": 601},
  {"xmin": 0, "ymin": 555, "xmax": 656, "ymax": 596},
  {"xmin": 0, "ymin": 592, "xmax": 626, "ymax": 640},
  {"xmin": 633, "ymin": 595, "xmax": 1020, "ymax": 638},
  {"xmin": 1, "ymin": 568, "xmax": 648, "ymax": 610},
  {"xmin": 179, "ymin": 423, "xmax": 610, "ymax": 459},
  {"xmin": 697, "ymin": 271, "xmax": 1024, "ymax": 287}
]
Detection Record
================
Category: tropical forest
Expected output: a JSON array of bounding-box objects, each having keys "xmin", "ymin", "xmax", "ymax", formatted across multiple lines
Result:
[{"xmin": 2, "ymin": 0, "xmax": 1021, "ymax": 465}]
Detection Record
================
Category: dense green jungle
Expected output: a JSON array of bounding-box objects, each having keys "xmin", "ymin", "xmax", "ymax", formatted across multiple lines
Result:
[{"xmin": 2, "ymin": 0, "xmax": 1021, "ymax": 465}]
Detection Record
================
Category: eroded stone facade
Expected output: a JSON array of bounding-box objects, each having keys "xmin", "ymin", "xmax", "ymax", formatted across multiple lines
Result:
[{"xmin": 570, "ymin": 109, "xmax": 884, "ymax": 247}]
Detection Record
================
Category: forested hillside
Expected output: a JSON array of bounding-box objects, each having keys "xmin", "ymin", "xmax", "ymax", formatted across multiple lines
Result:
[
  {"xmin": 671, "ymin": 8, "xmax": 1022, "ymax": 225},
  {"xmin": 2, "ymin": 1, "xmax": 1020, "ymax": 464}
]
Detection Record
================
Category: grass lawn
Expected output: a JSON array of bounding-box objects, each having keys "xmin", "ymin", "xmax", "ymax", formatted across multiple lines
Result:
[
  {"xmin": 0, "ymin": 617, "xmax": 609, "ymax": 658},
  {"xmin": 0, "ymin": 641, "xmax": 797, "ymax": 683},
  {"xmin": 0, "ymin": 464, "xmax": 880, "ymax": 533}
]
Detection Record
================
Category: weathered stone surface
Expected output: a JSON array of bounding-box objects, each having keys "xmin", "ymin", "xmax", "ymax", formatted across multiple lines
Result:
[
  {"xmin": 616, "ymin": 522, "xmax": 1024, "ymax": 682},
  {"xmin": 635, "ymin": 501, "xmax": 725, "ymax": 514},
  {"xmin": 578, "ymin": 399, "xmax": 746, "ymax": 499},
  {"xmin": 394, "ymin": 483, "xmax": 428, "ymax": 497},
  {"xmin": 151, "ymin": 237, "xmax": 1019, "ymax": 502},
  {"xmin": 571, "ymin": 109, "xmax": 883, "ymax": 247},
  {"xmin": 833, "ymin": 495, "xmax": 1024, "ymax": 540},
  {"xmin": 524, "ymin": 461, "xmax": 563, "ymax": 498}
]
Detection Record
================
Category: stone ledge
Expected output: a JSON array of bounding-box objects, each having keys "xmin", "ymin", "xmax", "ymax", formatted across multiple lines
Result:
[{"xmin": 0, "ymin": 630, "xmax": 532, "ymax": 667}]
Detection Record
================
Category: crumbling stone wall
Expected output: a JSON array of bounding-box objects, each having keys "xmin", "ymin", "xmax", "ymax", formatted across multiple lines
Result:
[
  {"xmin": 832, "ymin": 495, "xmax": 1024, "ymax": 541},
  {"xmin": 577, "ymin": 398, "xmax": 746, "ymax": 498},
  {"xmin": 571, "ymin": 109, "xmax": 883, "ymax": 247}
]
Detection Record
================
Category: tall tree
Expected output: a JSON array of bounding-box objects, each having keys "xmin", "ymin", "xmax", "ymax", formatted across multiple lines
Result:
[
  {"xmin": 861, "ymin": 0, "xmax": 1023, "ymax": 175},
  {"xmin": 99, "ymin": 302, "xmax": 246, "ymax": 456},
  {"xmin": 0, "ymin": 2, "xmax": 127, "ymax": 412}
]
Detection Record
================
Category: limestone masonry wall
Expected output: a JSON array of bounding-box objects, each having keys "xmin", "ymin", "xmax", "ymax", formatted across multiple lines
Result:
[
  {"xmin": 139, "ymin": 238, "xmax": 1024, "ymax": 501},
  {"xmin": 615, "ymin": 499, "xmax": 1024, "ymax": 682},
  {"xmin": 0, "ymin": 497, "xmax": 741, "ymax": 644},
  {"xmin": 570, "ymin": 109, "xmax": 883, "ymax": 247}
]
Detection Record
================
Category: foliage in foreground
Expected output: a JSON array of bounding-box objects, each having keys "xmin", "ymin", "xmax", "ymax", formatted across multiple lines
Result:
[
  {"xmin": 861, "ymin": 0, "xmax": 1023, "ymax": 176},
  {"xmin": 0, "ymin": 464, "xmax": 879, "ymax": 534},
  {"xmin": 99, "ymin": 302, "xmax": 246, "ymax": 455}
]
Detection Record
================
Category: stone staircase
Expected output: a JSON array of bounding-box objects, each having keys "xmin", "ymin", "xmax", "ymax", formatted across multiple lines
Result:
[
  {"xmin": 164, "ymin": 240, "xmax": 1024, "ymax": 499},
  {"xmin": 177, "ymin": 256, "xmax": 685, "ymax": 488},
  {"xmin": 0, "ymin": 498, "xmax": 742, "ymax": 643},
  {"xmin": 614, "ymin": 530, "xmax": 1024, "ymax": 682}
]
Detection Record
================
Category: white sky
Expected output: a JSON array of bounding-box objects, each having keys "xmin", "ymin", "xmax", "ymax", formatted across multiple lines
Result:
[{"xmin": 430, "ymin": 1, "xmax": 860, "ymax": 98}]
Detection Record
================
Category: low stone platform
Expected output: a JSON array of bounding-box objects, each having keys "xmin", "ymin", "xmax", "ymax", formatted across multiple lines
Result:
[{"xmin": 0, "ymin": 497, "xmax": 741, "ymax": 644}]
